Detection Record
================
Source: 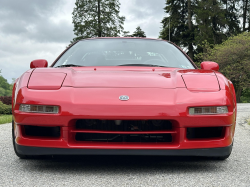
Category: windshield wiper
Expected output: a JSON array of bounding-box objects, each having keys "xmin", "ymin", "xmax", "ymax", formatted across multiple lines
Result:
[
  {"xmin": 55, "ymin": 64, "xmax": 84, "ymax": 68},
  {"xmin": 118, "ymin": 64, "xmax": 167, "ymax": 67}
]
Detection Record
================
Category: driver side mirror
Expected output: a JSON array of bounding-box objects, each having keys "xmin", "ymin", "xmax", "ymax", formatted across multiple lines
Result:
[
  {"xmin": 200, "ymin": 61, "xmax": 219, "ymax": 71},
  {"xmin": 30, "ymin": 59, "xmax": 48, "ymax": 69}
]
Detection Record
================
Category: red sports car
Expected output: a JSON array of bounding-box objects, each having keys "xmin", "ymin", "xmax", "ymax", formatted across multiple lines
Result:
[{"xmin": 12, "ymin": 38, "xmax": 236, "ymax": 160}]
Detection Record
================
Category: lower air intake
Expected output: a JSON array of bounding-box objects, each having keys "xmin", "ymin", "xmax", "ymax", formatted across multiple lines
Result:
[
  {"xmin": 23, "ymin": 125, "xmax": 60, "ymax": 138},
  {"xmin": 187, "ymin": 127, "xmax": 224, "ymax": 140},
  {"xmin": 75, "ymin": 133, "xmax": 172, "ymax": 143}
]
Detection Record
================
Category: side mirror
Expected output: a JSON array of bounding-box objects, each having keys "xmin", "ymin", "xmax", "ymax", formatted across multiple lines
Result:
[
  {"xmin": 30, "ymin": 59, "xmax": 48, "ymax": 69},
  {"xmin": 201, "ymin": 61, "xmax": 219, "ymax": 71}
]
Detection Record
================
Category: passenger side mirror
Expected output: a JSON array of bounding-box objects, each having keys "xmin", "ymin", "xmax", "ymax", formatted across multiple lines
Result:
[
  {"xmin": 30, "ymin": 59, "xmax": 48, "ymax": 69},
  {"xmin": 200, "ymin": 61, "xmax": 219, "ymax": 71}
]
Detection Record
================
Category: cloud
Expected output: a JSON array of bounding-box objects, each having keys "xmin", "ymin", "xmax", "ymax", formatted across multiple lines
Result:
[
  {"xmin": 120, "ymin": 0, "xmax": 166, "ymax": 38},
  {"xmin": 0, "ymin": 0, "xmax": 167, "ymax": 83},
  {"xmin": 0, "ymin": 0, "xmax": 74, "ymax": 82},
  {"xmin": 0, "ymin": 0, "xmax": 74, "ymax": 43}
]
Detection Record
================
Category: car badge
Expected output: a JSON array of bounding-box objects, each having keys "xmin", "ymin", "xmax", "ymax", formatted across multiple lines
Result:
[{"xmin": 119, "ymin": 95, "xmax": 129, "ymax": 101}]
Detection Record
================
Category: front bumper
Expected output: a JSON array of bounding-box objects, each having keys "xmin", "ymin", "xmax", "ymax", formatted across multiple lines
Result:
[
  {"xmin": 13, "ymin": 87, "xmax": 236, "ymax": 153},
  {"xmin": 15, "ymin": 142, "xmax": 233, "ymax": 157}
]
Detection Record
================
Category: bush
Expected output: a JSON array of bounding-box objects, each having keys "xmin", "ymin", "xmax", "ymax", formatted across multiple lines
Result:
[
  {"xmin": 197, "ymin": 32, "xmax": 250, "ymax": 103},
  {"xmin": 240, "ymin": 88, "xmax": 250, "ymax": 103},
  {"xmin": 0, "ymin": 101, "xmax": 12, "ymax": 114},
  {"xmin": 0, "ymin": 96, "xmax": 12, "ymax": 105}
]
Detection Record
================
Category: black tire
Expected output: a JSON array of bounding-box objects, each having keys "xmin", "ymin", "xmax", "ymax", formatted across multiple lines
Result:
[{"xmin": 12, "ymin": 120, "xmax": 29, "ymax": 159}]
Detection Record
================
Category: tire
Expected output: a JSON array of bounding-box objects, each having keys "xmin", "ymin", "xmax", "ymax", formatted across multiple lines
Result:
[{"xmin": 12, "ymin": 120, "xmax": 29, "ymax": 159}]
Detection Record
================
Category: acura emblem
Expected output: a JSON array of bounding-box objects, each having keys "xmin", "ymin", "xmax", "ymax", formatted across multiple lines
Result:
[{"xmin": 119, "ymin": 95, "xmax": 129, "ymax": 101}]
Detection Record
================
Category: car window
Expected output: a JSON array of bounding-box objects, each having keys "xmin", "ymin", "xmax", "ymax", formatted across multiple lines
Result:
[{"xmin": 53, "ymin": 39, "xmax": 195, "ymax": 69}]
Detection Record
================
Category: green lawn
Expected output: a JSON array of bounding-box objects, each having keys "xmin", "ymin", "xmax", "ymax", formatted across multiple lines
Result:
[{"xmin": 0, "ymin": 115, "xmax": 12, "ymax": 124}]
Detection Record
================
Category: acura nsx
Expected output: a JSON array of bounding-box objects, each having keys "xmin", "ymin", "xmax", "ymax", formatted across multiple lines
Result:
[{"xmin": 12, "ymin": 38, "xmax": 236, "ymax": 160}]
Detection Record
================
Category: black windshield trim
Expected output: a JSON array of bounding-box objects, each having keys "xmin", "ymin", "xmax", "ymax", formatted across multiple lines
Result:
[
  {"xmin": 55, "ymin": 64, "xmax": 84, "ymax": 68},
  {"xmin": 118, "ymin": 64, "xmax": 168, "ymax": 67}
]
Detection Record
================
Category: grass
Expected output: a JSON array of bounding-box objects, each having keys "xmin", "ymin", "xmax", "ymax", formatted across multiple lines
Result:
[
  {"xmin": 0, "ymin": 115, "xmax": 12, "ymax": 124},
  {"xmin": 248, "ymin": 119, "xmax": 250, "ymax": 125}
]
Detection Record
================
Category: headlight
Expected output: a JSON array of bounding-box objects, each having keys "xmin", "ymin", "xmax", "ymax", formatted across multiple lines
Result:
[
  {"xmin": 189, "ymin": 106, "xmax": 228, "ymax": 115},
  {"xmin": 19, "ymin": 104, "xmax": 59, "ymax": 114},
  {"xmin": 28, "ymin": 72, "xmax": 66, "ymax": 90}
]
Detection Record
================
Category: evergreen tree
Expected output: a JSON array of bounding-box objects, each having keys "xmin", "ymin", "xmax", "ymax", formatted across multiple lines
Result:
[
  {"xmin": 71, "ymin": 0, "xmax": 125, "ymax": 42},
  {"xmin": 131, "ymin": 26, "xmax": 146, "ymax": 37},
  {"xmin": 195, "ymin": 0, "xmax": 227, "ymax": 47},
  {"xmin": 222, "ymin": 0, "xmax": 241, "ymax": 36},
  {"xmin": 159, "ymin": 0, "xmax": 196, "ymax": 60},
  {"xmin": 242, "ymin": 0, "xmax": 249, "ymax": 31},
  {"xmin": 122, "ymin": 31, "xmax": 131, "ymax": 37}
]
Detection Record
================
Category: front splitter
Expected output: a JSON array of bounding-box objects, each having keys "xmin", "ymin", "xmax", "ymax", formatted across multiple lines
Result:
[{"xmin": 15, "ymin": 142, "xmax": 232, "ymax": 157}]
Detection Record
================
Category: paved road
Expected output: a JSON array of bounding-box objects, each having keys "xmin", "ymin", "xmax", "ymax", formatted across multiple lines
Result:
[{"xmin": 1, "ymin": 104, "xmax": 250, "ymax": 187}]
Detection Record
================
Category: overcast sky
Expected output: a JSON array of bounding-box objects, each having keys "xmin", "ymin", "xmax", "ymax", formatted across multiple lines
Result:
[{"xmin": 0, "ymin": 0, "xmax": 166, "ymax": 83}]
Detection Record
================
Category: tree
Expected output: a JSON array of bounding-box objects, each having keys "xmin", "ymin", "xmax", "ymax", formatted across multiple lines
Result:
[
  {"xmin": 195, "ymin": 0, "xmax": 227, "ymax": 47},
  {"xmin": 131, "ymin": 26, "xmax": 146, "ymax": 37},
  {"xmin": 0, "ymin": 71, "xmax": 12, "ymax": 96},
  {"xmin": 222, "ymin": 0, "xmax": 241, "ymax": 36},
  {"xmin": 241, "ymin": 0, "xmax": 249, "ymax": 31},
  {"xmin": 200, "ymin": 32, "xmax": 250, "ymax": 102},
  {"xmin": 159, "ymin": 0, "xmax": 196, "ymax": 60},
  {"xmin": 71, "ymin": 0, "xmax": 125, "ymax": 42}
]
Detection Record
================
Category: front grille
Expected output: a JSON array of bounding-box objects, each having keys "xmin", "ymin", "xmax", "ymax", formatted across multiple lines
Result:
[
  {"xmin": 75, "ymin": 133, "xmax": 172, "ymax": 142},
  {"xmin": 75, "ymin": 119, "xmax": 172, "ymax": 131},
  {"xmin": 72, "ymin": 120, "xmax": 176, "ymax": 143}
]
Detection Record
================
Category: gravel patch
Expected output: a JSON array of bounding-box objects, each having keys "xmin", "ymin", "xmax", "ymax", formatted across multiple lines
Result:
[{"xmin": 0, "ymin": 103, "xmax": 250, "ymax": 187}]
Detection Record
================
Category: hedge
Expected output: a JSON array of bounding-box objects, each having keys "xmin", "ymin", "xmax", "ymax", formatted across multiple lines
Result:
[
  {"xmin": 0, "ymin": 101, "xmax": 12, "ymax": 115},
  {"xmin": 0, "ymin": 96, "xmax": 12, "ymax": 105}
]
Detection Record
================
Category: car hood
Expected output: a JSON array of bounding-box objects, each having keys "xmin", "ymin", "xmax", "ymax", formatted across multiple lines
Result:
[{"xmin": 29, "ymin": 67, "xmax": 220, "ymax": 90}]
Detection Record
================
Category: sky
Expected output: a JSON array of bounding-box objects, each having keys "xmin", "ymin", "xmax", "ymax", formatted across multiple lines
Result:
[{"xmin": 0, "ymin": 0, "xmax": 166, "ymax": 83}]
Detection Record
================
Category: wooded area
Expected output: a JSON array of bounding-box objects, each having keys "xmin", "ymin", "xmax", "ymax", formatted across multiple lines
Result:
[
  {"xmin": 159, "ymin": 0, "xmax": 250, "ymax": 61},
  {"xmin": 0, "ymin": 70, "xmax": 13, "ymax": 97}
]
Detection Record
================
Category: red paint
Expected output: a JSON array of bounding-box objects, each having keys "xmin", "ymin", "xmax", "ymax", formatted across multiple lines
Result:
[
  {"xmin": 30, "ymin": 59, "xmax": 48, "ymax": 69},
  {"xmin": 28, "ymin": 71, "xmax": 67, "ymax": 90},
  {"xmin": 70, "ymin": 129, "xmax": 177, "ymax": 134},
  {"xmin": 182, "ymin": 74, "xmax": 220, "ymax": 92},
  {"xmin": 12, "ymin": 38, "xmax": 236, "ymax": 155},
  {"xmin": 201, "ymin": 61, "xmax": 219, "ymax": 71}
]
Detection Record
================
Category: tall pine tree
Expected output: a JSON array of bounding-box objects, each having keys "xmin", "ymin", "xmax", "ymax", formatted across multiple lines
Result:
[
  {"xmin": 222, "ymin": 0, "xmax": 241, "ymax": 36},
  {"xmin": 132, "ymin": 26, "xmax": 146, "ymax": 37},
  {"xmin": 195, "ymin": 0, "xmax": 227, "ymax": 47},
  {"xmin": 159, "ymin": 0, "xmax": 196, "ymax": 60},
  {"xmin": 241, "ymin": 0, "xmax": 250, "ymax": 31},
  {"xmin": 71, "ymin": 0, "xmax": 125, "ymax": 42}
]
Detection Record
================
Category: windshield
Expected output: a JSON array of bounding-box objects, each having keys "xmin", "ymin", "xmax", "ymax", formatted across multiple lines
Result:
[{"xmin": 53, "ymin": 39, "xmax": 195, "ymax": 69}]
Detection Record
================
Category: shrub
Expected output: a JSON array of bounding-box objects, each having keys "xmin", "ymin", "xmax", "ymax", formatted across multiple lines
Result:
[
  {"xmin": 240, "ymin": 88, "xmax": 250, "ymax": 103},
  {"xmin": 197, "ymin": 32, "xmax": 250, "ymax": 103},
  {"xmin": 0, "ymin": 96, "xmax": 12, "ymax": 105},
  {"xmin": 0, "ymin": 101, "xmax": 12, "ymax": 114}
]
